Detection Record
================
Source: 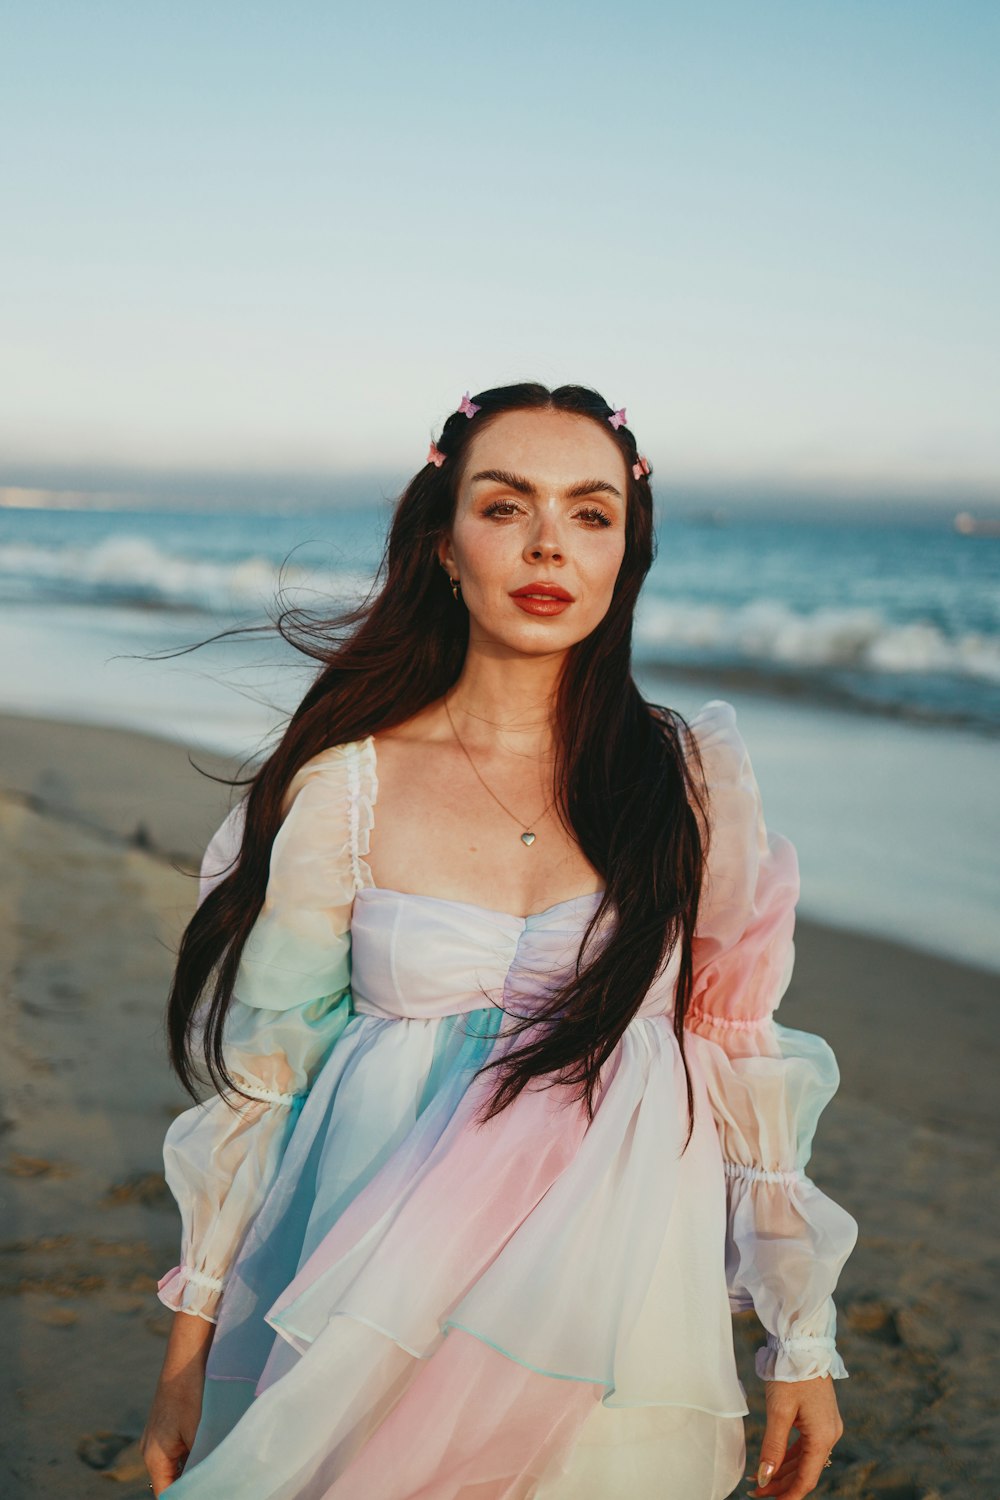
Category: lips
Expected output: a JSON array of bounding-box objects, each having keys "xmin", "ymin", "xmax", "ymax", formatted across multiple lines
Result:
[
  {"xmin": 508, "ymin": 583, "xmax": 575, "ymax": 618},
  {"xmin": 509, "ymin": 584, "xmax": 575, "ymax": 602}
]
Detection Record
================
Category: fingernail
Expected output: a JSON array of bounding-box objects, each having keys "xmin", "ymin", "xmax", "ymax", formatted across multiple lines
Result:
[{"xmin": 757, "ymin": 1460, "xmax": 775, "ymax": 1486}]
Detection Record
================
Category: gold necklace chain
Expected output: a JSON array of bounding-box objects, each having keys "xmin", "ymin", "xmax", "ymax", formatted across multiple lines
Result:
[
  {"xmin": 449, "ymin": 702, "xmax": 553, "ymax": 732},
  {"xmin": 447, "ymin": 700, "xmax": 556, "ymax": 761},
  {"xmin": 443, "ymin": 692, "xmax": 557, "ymax": 846}
]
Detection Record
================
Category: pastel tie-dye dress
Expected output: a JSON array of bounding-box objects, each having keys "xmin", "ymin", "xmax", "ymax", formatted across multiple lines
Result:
[{"xmin": 156, "ymin": 698, "xmax": 858, "ymax": 1499}]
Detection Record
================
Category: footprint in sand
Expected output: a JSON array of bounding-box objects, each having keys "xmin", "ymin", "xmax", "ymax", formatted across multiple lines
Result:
[
  {"xmin": 3, "ymin": 1153, "xmax": 74, "ymax": 1178},
  {"xmin": 103, "ymin": 1438, "xmax": 150, "ymax": 1483},
  {"xmin": 35, "ymin": 1304, "xmax": 79, "ymax": 1327},
  {"xmin": 77, "ymin": 1430, "xmax": 136, "ymax": 1471},
  {"xmin": 844, "ymin": 1297, "xmax": 903, "ymax": 1344},
  {"xmin": 104, "ymin": 1170, "xmax": 172, "ymax": 1207}
]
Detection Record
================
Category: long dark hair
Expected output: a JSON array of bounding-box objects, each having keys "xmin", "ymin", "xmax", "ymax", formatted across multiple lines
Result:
[{"xmin": 164, "ymin": 381, "xmax": 711, "ymax": 1145}]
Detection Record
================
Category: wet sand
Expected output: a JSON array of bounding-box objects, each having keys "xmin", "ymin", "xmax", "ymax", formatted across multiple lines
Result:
[{"xmin": 0, "ymin": 710, "xmax": 997, "ymax": 1498}]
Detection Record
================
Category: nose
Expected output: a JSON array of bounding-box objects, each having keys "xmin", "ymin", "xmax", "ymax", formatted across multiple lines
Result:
[{"xmin": 523, "ymin": 515, "xmax": 564, "ymax": 564}]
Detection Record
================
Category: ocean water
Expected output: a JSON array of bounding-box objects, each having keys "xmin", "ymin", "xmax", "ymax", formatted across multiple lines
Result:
[
  {"xmin": 2, "ymin": 501, "xmax": 999, "ymax": 732},
  {"xmin": 2, "ymin": 500, "xmax": 998, "ymax": 972}
]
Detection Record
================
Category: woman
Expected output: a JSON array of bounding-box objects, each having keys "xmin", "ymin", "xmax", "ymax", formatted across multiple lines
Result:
[{"xmin": 141, "ymin": 382, "xmax": 858, "ymax": 1499}]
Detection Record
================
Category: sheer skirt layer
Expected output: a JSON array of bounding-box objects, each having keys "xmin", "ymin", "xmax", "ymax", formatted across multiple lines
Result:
[{"xmin": 163, "ymin": 1007, "xmax": 750, "ymax": 1500}]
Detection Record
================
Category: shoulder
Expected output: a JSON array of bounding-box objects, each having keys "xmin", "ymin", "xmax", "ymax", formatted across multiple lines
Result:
[
  {"xmin": 197, "ymin": 738, "xmax": 376, "ymax": 908},
  {"xmin": 279, "ymin": 736, "xmax": 375, "ymax": 820},
  {"xmin": 668, "ymin": 697, "xmax": 752, "ymax": 792},
  {"xmin": 645, "ymin": 697, "xmax": 750, "ymax": 801},
  {"xmin": 679, "ymin": 699, "xmax": 767, "ymax": 861},
  {"xmin": 685, "ymin": 702, "xmax": 798, "ymax": 943},
  {"xmin": 686, "ymin": 697, "xmax": 741, "ymax": 750},
  {"xmin": 652, "ymin": 697, "xmax": 742, "ymax": 751}
]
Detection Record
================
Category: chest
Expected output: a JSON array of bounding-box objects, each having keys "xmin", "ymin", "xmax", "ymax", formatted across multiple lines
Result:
[{"xmin": 365, "ymin": 735, "xmax": 603, "ymax": 917}]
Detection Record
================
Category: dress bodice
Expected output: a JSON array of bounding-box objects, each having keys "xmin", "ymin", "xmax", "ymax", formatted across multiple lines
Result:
[{"xmin": 348, "ymin": 885, "xmax": 682, "ymax": 1022}]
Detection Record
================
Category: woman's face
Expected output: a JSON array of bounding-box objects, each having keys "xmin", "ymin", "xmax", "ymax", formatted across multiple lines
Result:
[{"xmin": 437, "ymin": 408, "xmax": 629, "ymax": 656}]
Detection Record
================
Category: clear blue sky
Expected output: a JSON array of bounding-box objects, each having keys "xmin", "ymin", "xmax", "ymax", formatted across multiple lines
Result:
[{"xmin": 2, "ymin": 0, "xmax": 998, "ymax": 501}]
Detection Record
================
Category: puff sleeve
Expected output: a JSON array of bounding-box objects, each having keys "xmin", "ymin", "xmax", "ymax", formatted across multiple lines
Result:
[
  {"xmin": 156, "ymin": 741, "xmax": 375, "ymax": 1323},
  {"xmin": 685, "ymin": 700, "xmax": 859, "ymax": 1382}
]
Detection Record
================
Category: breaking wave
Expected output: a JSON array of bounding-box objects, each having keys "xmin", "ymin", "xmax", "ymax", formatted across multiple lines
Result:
[{"xmin": 0, "ymin": 535, "xmax": 371, "ymax": 613}]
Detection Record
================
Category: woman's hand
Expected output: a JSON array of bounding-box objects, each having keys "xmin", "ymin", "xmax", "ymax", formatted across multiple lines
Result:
[
  {"xmin": 748, "ymin": 1375, "xmax": 844, "ymax": 1499},
  {"xmin": 141, "ymin": 1310, "xmax": 215, "ymax": 1496}
]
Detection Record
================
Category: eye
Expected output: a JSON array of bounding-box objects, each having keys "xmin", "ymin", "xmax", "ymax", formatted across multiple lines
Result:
[
  {"xmin": 573, "ymin": 506, "xmax": 613, "ymax": 528},
  {"xmin": 482, "ymin": 500, "xmax": 522, "ymax": 519}
]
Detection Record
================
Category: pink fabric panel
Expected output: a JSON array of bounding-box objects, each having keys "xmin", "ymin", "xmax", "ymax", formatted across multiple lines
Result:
[
  {"xmin": 323, "ymin": 1327, "xmax": 603, "ymax": 1500},
  {"xmin": 687, "ymin": 700, "xmax": 799, "ymax": 1036}
]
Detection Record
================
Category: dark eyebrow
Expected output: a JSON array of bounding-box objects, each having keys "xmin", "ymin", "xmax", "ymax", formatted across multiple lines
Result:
[{"xmin": 468, "ymin": 468, "xmax": 623, "ymax": 502}]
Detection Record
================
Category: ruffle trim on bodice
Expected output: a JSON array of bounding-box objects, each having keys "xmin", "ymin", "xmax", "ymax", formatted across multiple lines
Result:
[{"xmin": 344, "ymin": 734, "xmax": 378, "ymax": 893}]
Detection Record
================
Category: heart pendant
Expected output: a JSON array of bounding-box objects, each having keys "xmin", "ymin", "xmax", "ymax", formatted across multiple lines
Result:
[{"xmin": 520, "ymin": 831, "xmax": 536, "ymax": 846}]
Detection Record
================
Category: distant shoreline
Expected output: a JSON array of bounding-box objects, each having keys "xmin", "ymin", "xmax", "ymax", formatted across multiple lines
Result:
[{"xmin": 639, "ymin": 660, "xmax": 1000, "ymax": 739}]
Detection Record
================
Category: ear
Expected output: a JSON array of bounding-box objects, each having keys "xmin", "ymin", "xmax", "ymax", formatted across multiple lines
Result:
[{"xmin": 436, "ymin": 533, "xmax": 456, "ymax": 575}]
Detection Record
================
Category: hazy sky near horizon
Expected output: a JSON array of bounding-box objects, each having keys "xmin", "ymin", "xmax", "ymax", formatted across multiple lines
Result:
[{"xmin": 2, "ymin": 0, "xmax": 998, "ymax": 499}]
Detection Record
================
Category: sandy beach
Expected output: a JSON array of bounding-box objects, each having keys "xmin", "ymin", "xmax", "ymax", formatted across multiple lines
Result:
[{"xmin": 0, "ymin": 709, "xmax": 997, "ymax": 1499}]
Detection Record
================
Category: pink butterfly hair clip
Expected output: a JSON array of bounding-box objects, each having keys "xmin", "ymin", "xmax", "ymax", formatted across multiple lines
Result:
[
  {"xmin": 608, "ymin": 407, "xmax": 627, "ymax": 430},
  {"xmin": 632, "ymin": 455, "xmax": 650, "ymax": 481},
  {"xmin": 427, "ymin": 441, "xmax": 446, "ymax": 468},
  {"xmin": 458, "ymin": 391, "xmax": 481, "ymax": 418}
]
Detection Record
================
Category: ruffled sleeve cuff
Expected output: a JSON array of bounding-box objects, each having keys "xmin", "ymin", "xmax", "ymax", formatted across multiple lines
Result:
[
  {"xmin": 755, "ymin": 1331, "xmax": 850, "ymax": 1383},
  {"xmin": 723, "ymin": 1157, "xmax": 857, "ymax": 1383},
  {"xmin": 156, "ymin": 1263, "xmax": 227, "ymax": 1323},
  {"xmin": 703, "ymin": 1029, "xmax": 859, "ymax": 1383}
]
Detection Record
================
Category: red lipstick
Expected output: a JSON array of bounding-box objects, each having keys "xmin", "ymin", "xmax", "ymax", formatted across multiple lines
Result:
[{"xmin": 509, "ymin": 582, "xmax": 574, "ymax": 616}]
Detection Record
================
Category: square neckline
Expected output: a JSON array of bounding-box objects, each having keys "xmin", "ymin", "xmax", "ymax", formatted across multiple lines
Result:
[
  {"xmin": 361, "ymin": 733, "xmax": 607, "ymax": 924},
  {"xmin": 355, "ymin": 885, "xmax": 605, "ymax": 925}
]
